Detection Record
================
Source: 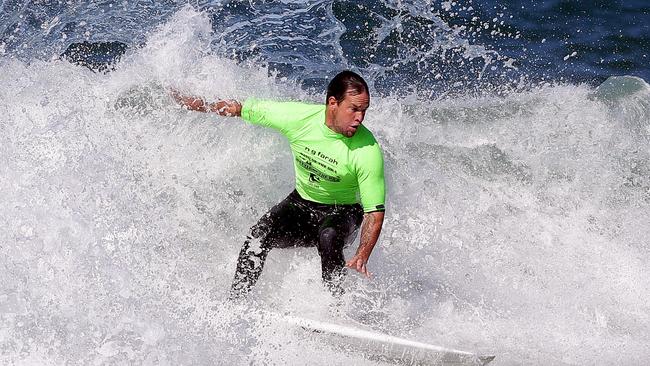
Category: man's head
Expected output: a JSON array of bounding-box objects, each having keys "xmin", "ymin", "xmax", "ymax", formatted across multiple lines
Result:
[{"xmin": 325, "ymin": 71, "xmax": 370, "ymax": 138}]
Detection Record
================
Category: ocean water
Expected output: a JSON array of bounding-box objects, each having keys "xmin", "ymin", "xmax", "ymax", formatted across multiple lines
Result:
[{"xmin": 1, "ymin": 1, "xmax": 649, "ymax": 365}]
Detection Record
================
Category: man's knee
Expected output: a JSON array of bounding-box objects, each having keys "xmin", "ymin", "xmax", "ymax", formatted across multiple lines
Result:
[
  {"xmin": 318, "ymin": 227, "xmax": 340, "ymax": 254},
  {"xmin": 241, "ymin": 235, "xmax": 268, "ymax": 258},
  {"xmin": 250, "ymin": 219, "xmax": 270, "ymax": 239},
  {"xmin": 246, "ymin": 217, "xmax": 276, "ymax": 250}
]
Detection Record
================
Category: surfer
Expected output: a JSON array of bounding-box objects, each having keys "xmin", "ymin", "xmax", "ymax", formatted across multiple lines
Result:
[{"xmin": 171, "ymin": 71, "xmax": 385, "ymax": 298}]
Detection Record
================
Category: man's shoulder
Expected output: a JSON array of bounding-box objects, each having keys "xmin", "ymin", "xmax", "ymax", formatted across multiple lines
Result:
[
  {"xmin": 348, "ymin": 125, "xmax": 384, "ymax": 173},
  {"xmin": 245, "ymin": 98, "xmax": 323, "ymax": 113},
  {"xmin": 350, "ymin": 125, "xmax": 380, "ymax": 150},
  {"xmin": 242, "ymin": 98, "xmax": 324, "ymax": 127}
]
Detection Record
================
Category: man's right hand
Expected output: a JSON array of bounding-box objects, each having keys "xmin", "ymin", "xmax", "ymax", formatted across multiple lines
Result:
[{"xmin": 169, "ymin": 88, "xmax": 242, "ymax": 117}]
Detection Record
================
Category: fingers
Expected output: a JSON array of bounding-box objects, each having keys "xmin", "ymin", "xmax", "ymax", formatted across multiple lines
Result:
[
  {"xmin": 169, "ymin": 89, "xmax": 189, "ymax": 107},
  {"xmin": 359, "ymin": 262, "xmax": 371, "ymax": 278},
  {"xmin": 345, "ymin": 257, "xmax": 360, "ymax": 270},
  {"xmin": 346, "ymin": 257, "xmax": 371, "ymax": 278},
  {"xmin": 356, "ymin": 260, "xmax": 364, "ymax": 273}
]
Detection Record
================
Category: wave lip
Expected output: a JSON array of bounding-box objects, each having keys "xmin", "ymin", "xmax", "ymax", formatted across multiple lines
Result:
[
  {"xmin": 61, "ymin": 41, "xmax": 128, "ymax": 72},
  {"xmin": 593, "ymin": 75, "xmax": 650, "ymax": 102},
  {"xmin": 592, "ymin": 75, "xmax": 650, "ymax": 139}
]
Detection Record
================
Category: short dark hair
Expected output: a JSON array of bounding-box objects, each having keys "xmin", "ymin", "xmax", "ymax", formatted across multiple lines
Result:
[{"xmin": 326, "ymin": 70, "xmax": 369, "ymax": 104}]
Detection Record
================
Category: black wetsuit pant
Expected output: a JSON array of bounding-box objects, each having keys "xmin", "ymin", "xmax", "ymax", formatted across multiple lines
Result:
[{"xmin": 230, "ymin": 190, "xmax": 364, "ymax": 298}]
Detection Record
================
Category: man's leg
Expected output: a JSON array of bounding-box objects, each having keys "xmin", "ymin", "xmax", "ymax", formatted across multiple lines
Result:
[
  {"xmin": 229, "ymin": 192, "xmax": 313, "ymax": 299},
  {"xmin": 229, "ymin": 230, "xmax": 272, "ymax": 300},
  {"xmin": 317, "ymin": 205, "xmax": 363, "ymax": 296}
]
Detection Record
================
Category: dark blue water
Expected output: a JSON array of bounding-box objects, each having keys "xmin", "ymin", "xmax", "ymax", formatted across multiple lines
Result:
[
  {"xmin": 1, "ymin": 0, "xmax": 648, "ymax": 93},
  {"xmin": 469, "ymin": 0, "xmax": 650, "ymax": 83}
]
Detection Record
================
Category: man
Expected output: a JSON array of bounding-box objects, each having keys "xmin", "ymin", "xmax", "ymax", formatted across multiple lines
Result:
[{"xmin": 172, "ymin": 71, "xmax": 385, "ymax": 298}]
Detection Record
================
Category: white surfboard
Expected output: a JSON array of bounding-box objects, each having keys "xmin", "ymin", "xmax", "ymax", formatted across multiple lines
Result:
[{"xmin": 273, "ymin": 312, "xmax": 495, "ymax": 365}]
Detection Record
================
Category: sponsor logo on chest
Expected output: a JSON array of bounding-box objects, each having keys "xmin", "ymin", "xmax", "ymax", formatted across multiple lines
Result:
[{"xmin": 297, "ymin": 146, "xmax": 343, "ymax": 184}]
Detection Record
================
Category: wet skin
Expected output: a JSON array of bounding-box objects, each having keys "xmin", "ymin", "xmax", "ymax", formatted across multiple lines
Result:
[{"xmin": 325, "ymin": 91, "xmax": 370, "ymax": 138}]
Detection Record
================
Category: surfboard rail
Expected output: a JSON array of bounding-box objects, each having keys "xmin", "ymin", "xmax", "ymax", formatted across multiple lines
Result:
[{"xmin": 273, "ymin": 312, "xmax": 495, "ymax": 366}]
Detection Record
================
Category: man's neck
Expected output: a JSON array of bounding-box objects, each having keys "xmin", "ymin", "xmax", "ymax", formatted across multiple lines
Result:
[{"xmin": 324, "ymin": 109, "xmax": 340, "ymax": 134}]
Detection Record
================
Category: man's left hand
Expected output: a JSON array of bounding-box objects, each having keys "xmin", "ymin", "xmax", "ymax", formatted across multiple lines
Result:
[{"xmin": 346, "ymin": 255, "xmax": 371, "ymax": 278}]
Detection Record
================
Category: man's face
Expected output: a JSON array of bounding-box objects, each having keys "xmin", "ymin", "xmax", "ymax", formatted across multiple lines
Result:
[{"xmin": 328, "ymin": 91, "xmax": 370, "ymax": 137}]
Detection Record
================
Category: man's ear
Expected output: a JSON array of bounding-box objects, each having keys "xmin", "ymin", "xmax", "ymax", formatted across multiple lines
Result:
[{"xmin": 327, "ymin": 96, "xmax": 339, "ymax": 106}]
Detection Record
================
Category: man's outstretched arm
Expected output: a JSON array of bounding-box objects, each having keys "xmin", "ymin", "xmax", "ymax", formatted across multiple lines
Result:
[
  {"xmin": 170, "ymin": 89, "xmax": 242, "ymax": 117},
  {"xmin": 346, "ymin": 211, "xmax": 384, "ymax": 277}
]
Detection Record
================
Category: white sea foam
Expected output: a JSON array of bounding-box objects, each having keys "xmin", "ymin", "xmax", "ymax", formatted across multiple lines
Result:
[{"xmin": 1, "ymin": 7, "xmax": 649, "ymax": 366}]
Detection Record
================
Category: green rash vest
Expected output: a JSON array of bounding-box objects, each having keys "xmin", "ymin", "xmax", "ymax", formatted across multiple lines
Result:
[{"xmin": 241, "ymin": 98, "xmax": 385, "ymax": 213}]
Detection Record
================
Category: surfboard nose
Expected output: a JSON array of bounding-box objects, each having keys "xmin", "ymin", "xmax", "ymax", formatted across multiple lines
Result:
[{"xmin": 478, "ymin": 355, "xmax": 496, "ymax": 365}]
